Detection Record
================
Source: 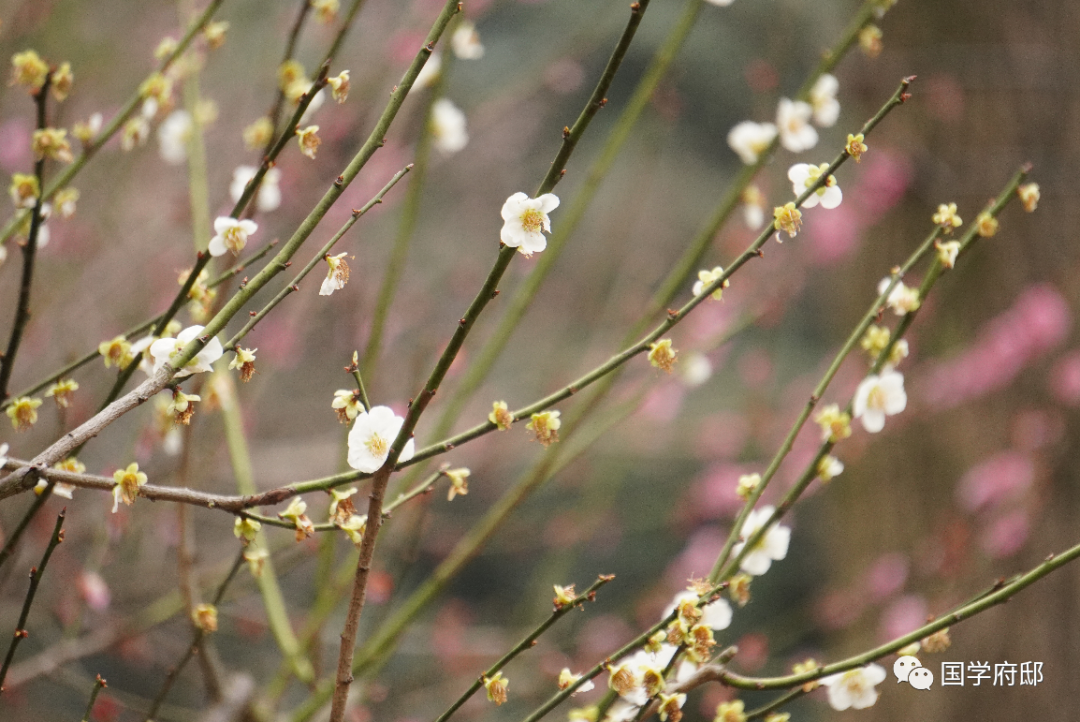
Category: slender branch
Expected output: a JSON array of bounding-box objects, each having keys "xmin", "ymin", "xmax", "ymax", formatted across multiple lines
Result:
[
  {"xmin": 224, "ymin": 163, "xmax": 413, "ymax": 349},
  {"xmin": 142, "ymin": 550, "xmax": 245, "ymax": 721},
  {"xmin": 427, "ymin": 0, "xmax": 707, "ymax": 440},
  {"xmin": 0, "ymin": 73, "xmax": 52, "ymax": 400},
  {"xmin": 0, "ymin": 0, "xmax": 227, "ymax": 247},
  {"xmin": 321, "ymin": 0, "xmax": 369, "ymax": 66},
  {"xmin": 724, "ymin": 536, "xmax": 1080, "ymax": 691},
  {"xmin": 716, "ymin": 165, "xmax": 1030, "ymax": 584},
  {"xmin": 263, "ymin": 0, "xmax": 315, "ymax": 151},
  {"xmin": 326, "ymin": 5, "xmax": 651, "ymax": 719},
  {"xmin": 0, "ymin": 511, "xmax": 65, "ymax": 695},
  {"xmin": 433, "ymin": 575, "xmax": 615, "ymax": 722},
  {"xmin": 81, "ymin": 674, "xmax": 108, "ymax": 722},
  {"xmin": 0, "ymin": 0, "xmax": 454, "ymax": 502},
  {"xmin": 745, "ymin": 688, "xmax": 806, "ymax": 721},
  {"xmin": 0, "ymin": 480, "xmax": 54, "ymax": 573}
]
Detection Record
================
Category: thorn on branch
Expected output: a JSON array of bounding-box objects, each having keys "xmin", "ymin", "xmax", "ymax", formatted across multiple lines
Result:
[
  {"xmin": 599, "ymin": 97, "xmax": 608, "ymax": 108},
  {"xmin": 562, "ymin": 126, "xmax": 571, "ymax": 139},
  {"xmin": 249, "ymin": 311, "xmax": 257, "ymax": 316},
  {"xmin": 334, "ymin": 176, "xmax": 344, "ymax": 187},
  {"xmin": 351, "ymin": 208, "xmax": 362, "ymax": 218},
  {"xmin": 666, "ymin": 309, "xmax": 679, "ymax": 320}
]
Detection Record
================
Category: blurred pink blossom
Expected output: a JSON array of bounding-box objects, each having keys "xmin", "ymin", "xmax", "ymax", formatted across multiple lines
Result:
[
  {"xmin": 693, "ymin": 412, "xmax": 750, "ymax": 459},
  {"xmin": 804, "ymin": 203, "xmax": 862, "ymax": 266},
  {"xmin": 879, "ymin": 594, "xmax": 927, "ymax": 641},
  {"xmin": 0, "ymin": 117, "xmax": 33, "ymax": 170},
  {"xmin": 865, "ymin": 552, "xmax": 909, "ymax": 602},
  {"xmin": 1049, "ymin": 350, "xmax": 1080, "ymax": 406},
  {"xmin": 980, "ymin": 509, "xmax": 1030, "ymax": 559},
  {"xmin": 664, "ymin": 527, "xmax": 725, "ymax": 586},
  {"xmin": 78, "ymin": 571, "xmax": 111, "ymax": 611},
  {"xmin": 919, "ymin": 284, "xmax": 1071, "ymax": 409},
  {"xmin": 848, "ymin": 148, "xmax": 913, "ymax": 218},
  {"xmin": 956, "ymin": 451, "xmax": 1034, "ymax": 513},
  {"xmin": 688, "ymin": 463, "xmax": 755, "ymax": 520}
]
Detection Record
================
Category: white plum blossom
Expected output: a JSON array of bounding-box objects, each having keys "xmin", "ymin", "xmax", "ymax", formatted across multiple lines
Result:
[
  {"xmin": 500, "ymin": 192, "xmax": 560, "ymax": 257},
  {"xmin": 0, "ymin": 442, "xmax": 8, "ymax": 467},
  {"xmin": 727, "ymin": 121, "xmax": 777, "ymax": 164},
  {"xmin": 430, "ymin": 98, "xmax": 468, "ymax": 155},
  {"xmin": 664, "ymin": 590, "xmax": 733, "ymax": 631},
  {"xmin": 208, "ymin": 216, "xmax": 258, "ymax": 257},
  {"xmin": 776, "ymin": 98, "xmax": 818, "ymax": 153},
  {"xmin": 415, "ymin": 51, "xmax": 442, "ymax": 89},
  {"xmin": 149, "ymin": 325, "xmax": 224, "ymax": 377},
  {"xmin": 732, "ymin": 505, "xmax": 790, "ymax": 576},
  {"xmin": 229, "ymin": 165, "xmax": 282, "ymax": 212},
  {"xmin": 788, "ymin": 163, "xmax": 842, "ymax": 209},
  {"xmin": 451, "ymin": 20, "xmax": 484, "ymax": 59},
  {"xmin": 853, "ymin": 370, "xmax": 907, "ymax": 433},
  {"xmin": 705, "ymin": 0, "xmax": 736, "ymax": 5},
  {"xmin": 821, "ymin": 664, "xmax": 887, "ymax": 710},
  {"xmin": 319, "ymin": 252, "xmax": 350, "ymax": 296},
  {"xmin": 809, "ymin": 74, "xmax": 840, "ymax": 127},
  {"xmin": 877, "ymin": 277, "xmax": 921, "ymax": 315},
  {"xmin": 346, "ymin": 405, "xmax": 416, "ymax": 473},
  {"xmin": 157, "ymin": 110, "xmax": 192, "ymax": 164}
]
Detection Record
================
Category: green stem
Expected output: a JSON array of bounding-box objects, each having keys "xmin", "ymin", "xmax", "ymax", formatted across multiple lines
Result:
[
  {"xmin": 80, "ymin": 674, "xmax": 108, "ymax": 722},
  {"xmin": 219, "ymin": 372, "xmax": 315, "ymax": 684}
]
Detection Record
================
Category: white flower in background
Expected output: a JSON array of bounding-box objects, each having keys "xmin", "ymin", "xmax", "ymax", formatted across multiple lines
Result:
[
  {"xmin": 500, "ymin": 192, "xmax": 560, "ymax": 257},
  {"xmin": 157, "ymin": 110, "xmax": 192, "ymax": 164},
  {"xmin": 605, "ymin": 700, "xmax": 640, "ymax": 722},
  {"xmin": 853, "ymin": 369, "xmax": 907, "ymax": 433},
  {"xmin": 741, "ymin": 184, "xmax": 766, "ymax": 229},
  {"xmin": 346, "ymin": 405, "xmax": 415, "ymax": 473},
  {"xmin": 319, "ymin": 252, "xmax": 350, "ymax": 296},
  {"xmin": 452, "ymin": 20, "xmax": 485, "ymax": 59},
  {"xmin": 732, "ymin": 505, "xmax": 790, "ymax": 576},
  {"xmin": 208, "ymin": 216, "xmax": 257, "ymax": 257},
  {"xmin": 776, "ymin": 98, "xmax": 818, "ymax": 153},
  {"xmin": 229, "ymin": 165, "xmax": 282, "ymax": 213},
  {"xmin": 430, "ymin": 98, "xmax": 468, "ymax": 154},
  {"xmin": 705, "ymin": 0, "xmax": 736, "ymax": 5},
  {"xmin": 727, "ymin": 121, "xmax": 777, "ymax": 164},
  {"xmin": 821, "ymin": 664, "xmax": 887, "ymax": 710},
  {"xmin": 808, "ymin": 74, "xmax": 840, "ymax": 127},
  {"xmin": 877, "ymin": 277, "xmax": 921, "ymax": 315},
  {"xmin": 299, "ymin": 87, "xmax": 326, "ymax": 124},
  {"xmin": 787, "ymin": 163, "xmax": 842, "ymax": 209},
  {"xmin": 149, "ymin": 324, "xmax": 224, "ymax": 377},
  {"xmin": 415, "ymin": 51, "xmax": 442, "ymax": 88},
  {"xmin": 680, "ymin": 352, "xmax": 712, "ymax": 387}
]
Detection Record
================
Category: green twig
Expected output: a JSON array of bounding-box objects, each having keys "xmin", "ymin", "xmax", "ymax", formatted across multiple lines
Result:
[{"xmin": 80, "ymin": 674, "xmax": 108, "ymax": 722}]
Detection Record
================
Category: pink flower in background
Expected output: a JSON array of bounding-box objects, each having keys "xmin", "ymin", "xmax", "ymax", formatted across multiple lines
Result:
[
  {"xmin": 79, "ymin": 571, "xmax": 111, "ymax": 611},
  {"xmin": 1050, "ymin": 351, "xmax": 1080, "ymax": 406},
  {"xmin": 879, "ymin": 594, "xmax": 927, "ymax": 641},
  {"xmin": 981, "ymin": 509, "xmax": 1030, "ymax": 559},
  {"xmin": 956, "ymin": 452, "xmax": 1034, "ymax": 512},
  {"xmin": 865, "ymin": 553, "xmax": 909, "ymax": 601},
  {"xmin": 664, "ymin": 528, "xmax": 724, "ymax": 587},
  {"xmin": 0, "ymin": 118, "xmax": 33, "ymax": 170},
  {"xmin": 919, "ymin": 284, "xmax": 1071, "ymax": 409},
  {"xmin": 689, "ymin": 463, "xmax": 757, "ymax": 520},
  {"xmin": 693, "ymin": 412, "xmax": 750, "ymax": 460},
  {"xmin": 805, "ymin": 202, "xmax": 862, "ymax": 266},
  {"xmin": 849, "ymin": 148, "xmax": 913, "ymax": 218}
]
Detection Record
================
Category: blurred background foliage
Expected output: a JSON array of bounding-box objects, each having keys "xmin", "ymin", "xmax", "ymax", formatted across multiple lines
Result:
[{"xmin": 0, "ymin": 0, "xmax": 1077, "ymax": 720}]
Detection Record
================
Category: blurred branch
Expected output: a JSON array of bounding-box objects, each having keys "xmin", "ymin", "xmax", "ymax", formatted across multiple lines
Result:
[
  {"xmin": 0, "ymin": 511, "xmax": 65, "ymax": 696},
  {"xmin": 80, "ymin": 674, "xmax": 108, "ymax": 722},
  {"xmin": 325, "ymin": 3, "xmax": 652, "ymax": 719},
  {"xmin": 218, "ymin": 371, "xmax": 315, "ymax": 685},
  {"xmin": 141, "ymin": 549, "xmax": 245, "ymax": 721}
]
